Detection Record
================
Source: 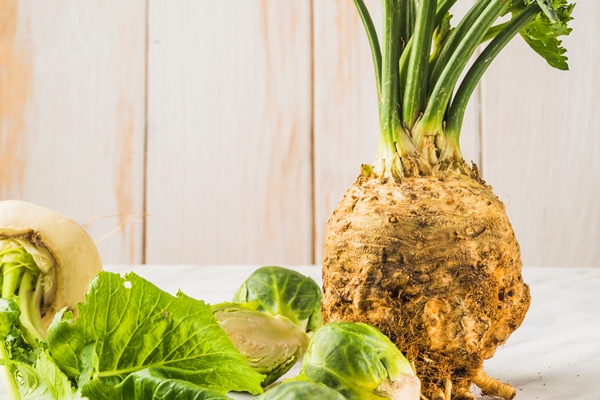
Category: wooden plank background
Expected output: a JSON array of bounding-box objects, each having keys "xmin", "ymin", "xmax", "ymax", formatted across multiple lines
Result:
[
  {"xmin": 145, "ymin": 0, "xmax": 313, "ymax": 264},
  {"xmin": 1, "ymin": 1, "xmax": 597, "ymax": 267},
  {"xmin": 0, "ymin": 0, "xmax": 146, "ymax": 264}
]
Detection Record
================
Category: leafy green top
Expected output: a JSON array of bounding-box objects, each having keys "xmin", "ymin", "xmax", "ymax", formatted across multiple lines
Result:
[
  {"xmin": 353, "ymin": 0, "xmax": 574, "ymax": 177},
  {"xmin": 1, "ymin": 272, "xmax": 265, "ymax": 400},
  {"xmin": 256, "ymin": 380, "xmax": 347, "ymax": 400}
]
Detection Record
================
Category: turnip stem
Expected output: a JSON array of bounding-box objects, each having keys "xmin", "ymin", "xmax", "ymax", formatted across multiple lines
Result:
[
  {"xmin": 18, "ymin": 271, "xmax": 45, "ymax": 342},
  {"xmin": 2, "ymin": 264, "xmax": 24, "ymax": 299},
  {"xmin": 0, "ymin": 341, "xmax": 21, "ymax": 400}
]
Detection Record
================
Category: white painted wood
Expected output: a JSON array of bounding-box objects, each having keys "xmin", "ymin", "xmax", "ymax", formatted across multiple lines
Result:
[
  {"xmin": 0, "ymin": 0, "xmax": 146, "ymax": 264},
  {"xmin": 146, "ymin": 0, "xmax": 313, "ymax": 264},
  {"xmin": 312, "ymin": 0, "xmax": 481, "ymax": 264},
  {"xmin": 481, "ymin": 3, "xmax": 599, "ymax": 266},
  {"xmin": 1, "ymin": 1, "xmax": 596, "ymax": 267},
  {"xmin": 312, "ymin": 0, "xmax": 380, "ymax": 266}
]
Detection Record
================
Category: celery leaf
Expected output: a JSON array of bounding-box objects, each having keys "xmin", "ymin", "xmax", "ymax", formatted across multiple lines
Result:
[
  {"xmin": 514, "ymin": 0, "xmax": 575, "ymax": 70},
  {"xmin": 18, "ymin": 351, "xmax": 85, "ymax": 400}
]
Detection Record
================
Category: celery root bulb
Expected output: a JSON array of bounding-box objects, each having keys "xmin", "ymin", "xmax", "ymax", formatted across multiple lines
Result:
[
  {"xmin": 322, "ymin": 172, "xmax": 530, "ymax": 400},
  {"xmin": 0, "ymin": 200, "xmax": 102, "ymax": 330}
]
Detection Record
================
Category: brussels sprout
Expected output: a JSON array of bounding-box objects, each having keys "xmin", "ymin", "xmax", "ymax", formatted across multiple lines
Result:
[
  {"xmin": 300, "ymin": 322, "xmax": 420, "ymax": 400},
  {"xmin": 257, "ymin": 381, "xmax": 347, "ymax": 400},
  {"xmin": 212, "ymin": 303, "xmax": 309, "ymax": 386},
  {"xmin": 232, "ymin": 266, "xmax": 322, "ymax": 333}
]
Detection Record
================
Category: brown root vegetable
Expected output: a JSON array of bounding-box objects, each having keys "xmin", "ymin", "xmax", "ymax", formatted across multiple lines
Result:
[
  {"xmin": 322, "ymin": 172, "xmax": 530, "ymax": 399},
  {"xmin": 0, "ymin": 200, "xmax": 102, "ymax": 338},
  {"xmin": 321, "ymin": 1, "xmax": 573, "ymax": 399}
]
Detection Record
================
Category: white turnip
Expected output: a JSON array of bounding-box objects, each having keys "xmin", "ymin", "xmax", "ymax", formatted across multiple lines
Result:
[{"xmin": 0, "ymin": 200, "xmax": 102, "ymax": 339}]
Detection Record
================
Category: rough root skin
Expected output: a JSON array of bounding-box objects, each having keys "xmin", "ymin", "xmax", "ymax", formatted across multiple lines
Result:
[{"xmin": 322, "ymin": 171, "xmax": 530, "ymax": 399}]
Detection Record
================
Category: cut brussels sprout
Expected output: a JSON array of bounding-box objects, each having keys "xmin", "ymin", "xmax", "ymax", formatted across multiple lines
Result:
[
  {"xmin": 300, "ymin": 322, "xmax": 420, "ymax": 400},
  {"xmin": 257, "ymin": 380, "xmax": 347, "ymax": 400},
  {"xmin": 232, "ymin": 266, "xmax": 322, "ymax": 333},
  {"xmin": 212, "ymin": 303, "xmax": 309, "ymax": 386}
]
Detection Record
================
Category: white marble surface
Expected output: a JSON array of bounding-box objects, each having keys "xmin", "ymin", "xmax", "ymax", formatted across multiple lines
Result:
[
  {"xmin": 2, "ymin": 265, "xmax": 599, "ymax": 399},
  {"xmin": 108, "ymin": 265, "xmax": 600, "ymax": 400}
]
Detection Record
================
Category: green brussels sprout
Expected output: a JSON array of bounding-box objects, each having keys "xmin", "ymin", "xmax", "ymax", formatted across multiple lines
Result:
[
  {"xmin": 300, "ymin": 322, "xmax": 420, "ymax": 400},
  {"xmin": 212, "ymin": 303, "xmax": 309, "ymax": 386},
  {"xmin": 232, "ymin": 266, "xmax": 322, "ymax": 333},
  {"xmin": 257, "ymin": 381, "xmax": 347, "ymax": 400}
]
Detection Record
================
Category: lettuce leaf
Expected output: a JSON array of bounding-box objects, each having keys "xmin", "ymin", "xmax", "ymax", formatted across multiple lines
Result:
[
  {"xmin": 17, "ymin": 351, "xmax": 85, "ymax": 400},
  {"xmin": 46, "ymin": 271, "xmax": 264, "ymax": 397},
  {"xmin": 0, "ymin": 298, "xmax": 20, "ymax": 340},
  {"xmin": 81, "ymin": 368, "xmax": 231, "ymax": 400}
]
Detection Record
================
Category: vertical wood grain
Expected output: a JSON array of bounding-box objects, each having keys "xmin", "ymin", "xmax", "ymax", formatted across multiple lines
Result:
[
  {"xmin": 146, "ymin": 0, "xmax": 313, "ymax": 264},
  {"xmin": 312, "ymin": 0, "xmax": 481, "ymax": 264},
  {"xmin": 0, "ymin": 0, "xmax": 32, "ymax": 197},
  {"xmin": 481, "ymin": 3, "xmax": 600, "ymax": 266},
  {"xmin": 1, "ymin": 1, "xmax": 596, "ymax": 267},
  {"xmin": 312, "ymin": 0, "xmax": 380, "ymax": 266},
  {"xmin": 0, "ymin": 0, "xmax": 146, "ymax": 264}
]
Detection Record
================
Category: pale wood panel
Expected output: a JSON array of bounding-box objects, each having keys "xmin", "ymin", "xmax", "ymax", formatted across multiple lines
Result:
[
  {"xmin": 313, "ymin": 0, "xmax": 480, "ymax": 264},
  {"xmin": 481, "ymin": 3, "xmax": 600, "ymax": 266},
  {"xmin": 0, "ymin": 0, "xmax": 146, "ymax": 264},
  {"xmin": 146, "ymin": 1, "xmax": 313, "ymax": 264}
]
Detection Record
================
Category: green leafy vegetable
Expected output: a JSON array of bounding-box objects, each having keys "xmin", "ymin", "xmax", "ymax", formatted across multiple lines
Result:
[
  {"xmin": 0, "ymin": 240, "xmax": 53, "ymax": 343},
  {"xmin": 300, "ymin": 322, "xmax": 419, "ymax": 400},
  {"xmin": 81, "ymin": 368, "xmax": 232, "ymax": 400},
  {"xmin": 257, "ymin": 380, "xmax": 347, "ymax": 400},
  {"xmin": 0, "ymin": 298, "xmax": 21, "ymax": 340},
  {"xmin": 16, "ymin": 351, "xmax": 84, "ymax": 400},
  {"xmin": 212, "ymin": 303, "xmax": 309, "ymax": 386},
  {"xmin": 45, "ymin": 271, "xmax": 264, "ymax": 397},
  {"xmin": 1, "ymin": 298, "xmax": 26, "ymax": 399},
  {"xmin": 513, "ymin": 0, "xmax": 575, "ymax": 70},
  {"xmin": 232, "ymin": 267, "xmax": 322, "ymax": 333}
]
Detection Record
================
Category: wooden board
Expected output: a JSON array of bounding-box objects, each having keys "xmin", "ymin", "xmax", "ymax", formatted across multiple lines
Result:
[
  {"xmin": 480, "ymin": 2, "xmax": 600, "ymax": 266},
  {"xmin": 1, "ymin": 1, "xmax": 597, "ymax": 267},
  {"xmin": 312, "ymin": 0, "xmax": 481, "ymax": 264},
  {"xmin": 0, "ymin": 0, "xmax": 146, "ymax": 264},
  {"xmin": 146, "ymin": 0, "xmax": 313, "ymax": 264}
]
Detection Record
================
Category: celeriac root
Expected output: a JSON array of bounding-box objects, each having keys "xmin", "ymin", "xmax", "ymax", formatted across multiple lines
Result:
[
  {"xmin": 444, "ymin": 376, "xmax": 452, "ymax": 400},
  {"xmin": 472, "ymin": 369, "xmax": 516, "ymax": 400},
  {"xmin": 322, "ymin": 171, "xmax": 530, "ymax": 399}
]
